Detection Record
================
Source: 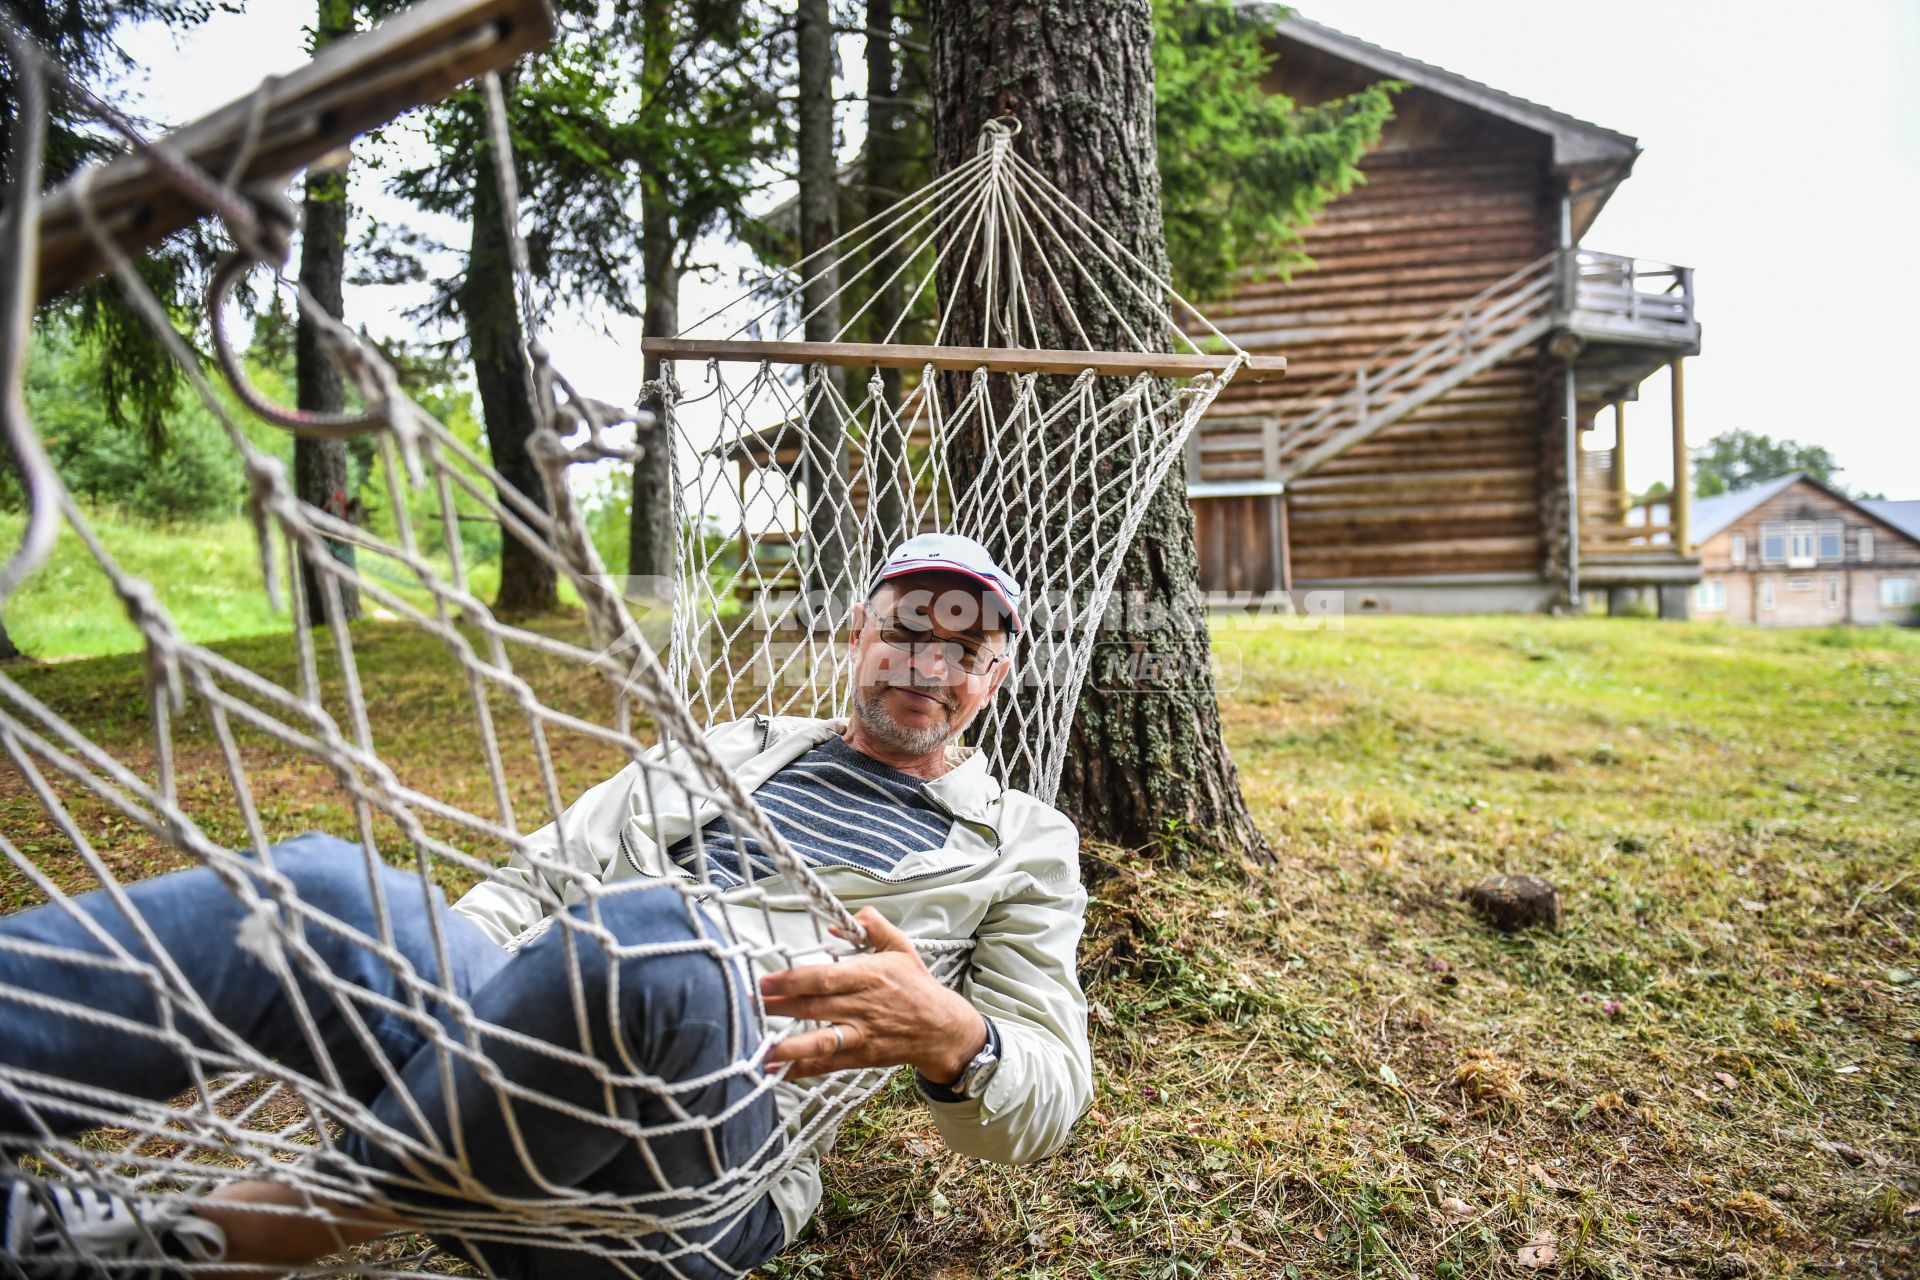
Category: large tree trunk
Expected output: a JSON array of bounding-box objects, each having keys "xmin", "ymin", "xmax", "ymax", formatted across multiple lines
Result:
[
  {"xmin": 797, "ymin": 0, "xmax": 854, "ymax": 624},
  {"xmin": 628, "ymin": 0, "xmax": 677, "ymax": 592},
  {"xmin": 863, "ymin": 0, "xmax": 908, "ymax": 553},
  {"xmin": 462, "ymin": 102, "xmax": 556, "ymax": 615},
  {"xmin": 293, "ymin": 0, "xmax": 360, "ymax": 626},
  {"xmin": 929, "ymin": 0, "xmax": 1269, "ymax": 860},
  {"xmin": 629, "ymin": 204, "xmax": 678, "ymax": 589}
]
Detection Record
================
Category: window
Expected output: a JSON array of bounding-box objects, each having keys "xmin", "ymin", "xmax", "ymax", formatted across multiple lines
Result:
[
  {"xmin": 1731, "ymin": 532, "xmax": 1747, "ymax": 566},
  {"xmin": 1788, "ymin": 522, "xmax": 1817, "ymax": 567},
  {"xmin": 1760, "ymin": 522, "xmax": 1787, "ymax": 564},
  {"xmin": 1884, "ymin": 577, "xmax": 1914, "ymax": 609},
  {"xmin": 1695, "ymin": 579, "xmax": 1726, "ymax": 610},
  {"xmin": 1787, "ymin": 577, "xmax": 1813, "ymax": 592},
  {"xmin": 1761, "ymin": 578, "xmax": 1776, "ymax": 610},
  {"xmin": 1818, "ymin": 520, "xmax": 1844, "ymax": 561},
  {"xmin": 1859, "ymin": 528, "xmax": 1874, "ymax": 563},
  {"xmin": 1825, "ymin": 576, "xmax": 1840, "ymax": 607}
]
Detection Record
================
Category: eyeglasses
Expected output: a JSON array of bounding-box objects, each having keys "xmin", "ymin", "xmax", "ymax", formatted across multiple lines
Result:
[{"xmin": 869, "ymin": 615, "xmax": 1007, "ymax": 676}]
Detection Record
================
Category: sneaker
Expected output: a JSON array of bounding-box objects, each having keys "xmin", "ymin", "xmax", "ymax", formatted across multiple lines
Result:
[{"xmin": 1, "ymin": 1179, "xmax": 226, "ymax": 1277}]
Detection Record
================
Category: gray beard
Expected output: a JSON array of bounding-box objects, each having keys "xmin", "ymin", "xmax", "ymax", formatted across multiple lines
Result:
[{"xmin": 851, "ymin": 683, "xmax": 971, "ymax": 757}]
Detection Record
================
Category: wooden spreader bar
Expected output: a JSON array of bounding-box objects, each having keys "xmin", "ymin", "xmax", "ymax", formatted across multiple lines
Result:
[
  {"xmin": 641, "ymin": 338, "xmax": 1286, "ymax": 384},
  {"xmin": 33, "ymin": 0, "xmax": 557, "ymax": 303}
]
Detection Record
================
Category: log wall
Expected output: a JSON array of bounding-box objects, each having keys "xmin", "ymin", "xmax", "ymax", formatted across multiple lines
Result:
[{"xmin": 1190, "ymin": 54, "xmax": 1560, "ymax": 591}]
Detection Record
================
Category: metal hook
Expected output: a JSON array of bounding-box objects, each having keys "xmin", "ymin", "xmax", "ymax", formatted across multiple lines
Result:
[{"xmin": 206, "ymin": 249, "xmax": 392, "ymax": 439}]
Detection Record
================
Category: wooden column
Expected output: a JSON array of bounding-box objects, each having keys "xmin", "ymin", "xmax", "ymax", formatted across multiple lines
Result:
[
  {"xmin": 1564, "ymin": 366, "xmax": 1580, "ymax": 605},
  {"xmin": 1613, "ymin": 400, "xmax": 1629, "ymax": 521},
  {"xmin": 1669, "ymin": 357, "xmax": 1689, "ymax": 555},
  {"xmin": 1275, "ymin": 492, "xmax": 1293, "ymax": 595}
]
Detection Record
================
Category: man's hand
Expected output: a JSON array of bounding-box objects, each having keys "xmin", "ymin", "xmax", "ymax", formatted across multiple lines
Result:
[{"xmin": 761, "ymin": 907, "xmax": 987, "ymax": 1082}]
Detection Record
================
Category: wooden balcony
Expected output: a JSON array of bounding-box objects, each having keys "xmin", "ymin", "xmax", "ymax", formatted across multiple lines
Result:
[
  {"xmin": 1559, "ymin": 251, "xmax": 1701, "ymax": 412},
  {"xmin": 1558, "ymin": 250, "xmax": 1700, "ymax": 353}
]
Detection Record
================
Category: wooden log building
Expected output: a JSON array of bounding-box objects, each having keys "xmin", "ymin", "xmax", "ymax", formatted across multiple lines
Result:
[{"xmin": 1189, "ymin": 16, "xmax": 1703, "ymax": 615}]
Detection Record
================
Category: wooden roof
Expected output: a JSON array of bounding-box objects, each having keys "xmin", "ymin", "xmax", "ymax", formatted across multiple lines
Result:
[{"xmin": 1265, "ymin": 13, "xmax": 1641, "ymax": 237}]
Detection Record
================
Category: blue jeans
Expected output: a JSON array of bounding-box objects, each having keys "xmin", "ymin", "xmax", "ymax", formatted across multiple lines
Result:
[{"xmin": 0, "ymin": 834, "xmax": 785, "ymax": 1279}]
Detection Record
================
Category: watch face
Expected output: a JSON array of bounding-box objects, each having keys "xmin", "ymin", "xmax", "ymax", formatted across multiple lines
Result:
[{"xmin": 958, "ymin": 1050, "xmax": 1000, "ymax": 1098}]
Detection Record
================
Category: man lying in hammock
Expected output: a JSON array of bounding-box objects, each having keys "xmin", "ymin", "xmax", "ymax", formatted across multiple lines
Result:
[{"xmin": 0, "ymin": 533, "xmax": 1091, "ymax": 1280}]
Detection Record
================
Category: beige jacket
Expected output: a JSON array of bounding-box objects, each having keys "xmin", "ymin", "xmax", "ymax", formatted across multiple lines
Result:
[{"xmin": 450, "ymin": 715, "xmax": 1092, "ymax": 1243}]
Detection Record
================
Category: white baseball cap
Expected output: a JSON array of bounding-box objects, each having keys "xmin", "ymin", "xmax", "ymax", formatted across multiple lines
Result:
[{"xmin": 869, "ymin": 533, "xmax": 1024, "ymax": 632}]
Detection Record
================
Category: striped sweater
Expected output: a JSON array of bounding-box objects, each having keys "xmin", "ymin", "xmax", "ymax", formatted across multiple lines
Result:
[{"xmin": 667, "ymin": 734, "xmax": 954, "ymax": 889}]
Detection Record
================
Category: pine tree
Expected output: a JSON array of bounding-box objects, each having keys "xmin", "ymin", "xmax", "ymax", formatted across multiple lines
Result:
[
  {"xmin": 928, "ymin": 0, "xmax": 1257, "ymax": 858},
  {"xmin": 628, "ymin": 1, "xmax": 789, "ymax": 585},
  {"xmin": 1153, "ymin": 0, "xmax": 1394, "ymax": 298},
  {"xmin": 795, "ymin": 0, "xmax": 855, "ymax": 624},
  {"xmin": 390, "ymin": 15, "xmax": 648, "ymax": 612},
  {"xmin": 919, "ymin": 0, "xmax": 1390, "ymax": 858},
  {"xmin": 292, "ymin": 0, "xmax": 362, "ymax": 626},
  {"xmin": 0, "ymin": 0, "xmax": 227, "ymax": 663}
]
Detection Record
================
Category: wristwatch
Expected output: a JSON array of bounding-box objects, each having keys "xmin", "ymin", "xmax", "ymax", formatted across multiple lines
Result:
[{"xmin": 917, "ymin": 1016, "xmax": 1001, "ymax": 1103}]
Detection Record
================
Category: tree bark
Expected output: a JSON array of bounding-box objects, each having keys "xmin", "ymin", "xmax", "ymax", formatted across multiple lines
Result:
[
  {"xmin": 863, "ymin": 0, "xmax": 908, "ymax": 553},
  {"xmin": 797, "ymin": 0, "xmax": 854, "ymax": 624},
  {"xmin": 293, "ymin": 0, "xmax": 360, "ymax": 626},
  {"xmin": 461, "ymin": 97, "xmax": 556, "ymax": 615},
  {"xmin": 628, "ymin": 0, "xmax": 678, "ymax": 591},
  {"xmin": 629, "ymin": 204, "xmax": 678, "ymax": 589},
  {"xmin": 929, "ymin": 0, "xmax": 1269, "ymax": 860}
]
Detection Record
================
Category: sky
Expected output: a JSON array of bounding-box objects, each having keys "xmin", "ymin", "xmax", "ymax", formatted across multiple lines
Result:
[{"xmin": 115, "ymin": 0, "xmax": 1920, "ymax": 500}]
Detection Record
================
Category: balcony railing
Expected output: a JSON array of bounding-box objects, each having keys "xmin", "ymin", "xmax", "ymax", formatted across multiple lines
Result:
[{"xmin": 1559, "ymin": 250, "xmax": 1698, "ymax": 347}]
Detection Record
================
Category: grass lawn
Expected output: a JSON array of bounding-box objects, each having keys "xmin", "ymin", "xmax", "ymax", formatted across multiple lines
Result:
[
  {"xmin": 0, "ymin": 510, "xmax": 292, "ymax": 659},
  {"xmin": 2, "ymin": 612, "xmax": 1916, "ymax": 1278}
]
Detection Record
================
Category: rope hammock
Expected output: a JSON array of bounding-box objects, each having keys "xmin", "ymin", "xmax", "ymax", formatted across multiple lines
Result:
[
  {"xmin": 658, "ymin": 116, "xmax": 1275, "ymax": 802},
  {"xmin": 0, "ymin": 7, "xmax": 1267, "ymax": 1274}
]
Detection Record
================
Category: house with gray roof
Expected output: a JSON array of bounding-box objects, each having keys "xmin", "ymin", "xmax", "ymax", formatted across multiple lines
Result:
[{"xmin": 1689, "ymin": 474, "xmax": 1918, "ymax": 626}]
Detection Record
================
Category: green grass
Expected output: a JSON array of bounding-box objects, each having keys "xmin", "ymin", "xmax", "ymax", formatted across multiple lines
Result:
[
  {"xmin": 3, "ymin": 611, "xmax": 1916, "ymax": 1278},
  {"xmin": 0, "ymin": 510, "xmax": 291, "ymax": 658},
  {"xmin": 0, "ymin": 505, "xmax": 557, "ymax": 663}
]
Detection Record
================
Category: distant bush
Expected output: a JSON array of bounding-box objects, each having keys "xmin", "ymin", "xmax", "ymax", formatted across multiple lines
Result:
[
  {"xmin": 5, "ymin": 320, "xmax": 248, "ymax": 523},
  {"xmin": 578, "ymin": 466, "xmax": 739, "ymax": 596}
]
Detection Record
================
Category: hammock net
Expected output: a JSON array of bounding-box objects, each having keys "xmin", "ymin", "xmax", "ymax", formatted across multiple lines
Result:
[{"xmin": 0, "ymin": 11, "xmax": 1252, "ymax": 1276}]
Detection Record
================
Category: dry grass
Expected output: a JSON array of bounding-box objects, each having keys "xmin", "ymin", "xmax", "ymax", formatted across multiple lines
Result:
[{"xmin": 4, "ymin": 614, "xmax": 1917, "ymax": 1278}]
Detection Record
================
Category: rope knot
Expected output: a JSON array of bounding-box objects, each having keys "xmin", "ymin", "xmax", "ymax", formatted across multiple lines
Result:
[
  {"xmin": 116, "ymin": 579, "xmax": 186, "ymax": 711},
  {"xmin": 233, "ymin": 184, "xmax": 298, "ymax": 268},
  {"xmin": 977, "ymin": 114, "xmax": 1021, "ymax": 157},
  {"xmin": 244, "ymin": 455, "xmax": 290, "ymax": 610}
]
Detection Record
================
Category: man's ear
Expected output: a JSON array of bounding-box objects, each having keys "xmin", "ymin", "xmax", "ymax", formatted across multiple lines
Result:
[
  {"xmin": 986, "ymin": 639, "xmax": 1015, "ymax": 698},
  {"xmin": 849, "ymin": 598, "xmax": 870, "ymax": 644}
]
